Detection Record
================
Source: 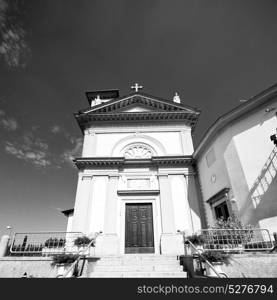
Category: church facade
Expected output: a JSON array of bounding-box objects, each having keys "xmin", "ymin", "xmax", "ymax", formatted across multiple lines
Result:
[
  {"xmin": 65, "ymin": 86, "xmax": 204, "ymax": 255},
  {"xmin": 63, "ymin": 83, "xmax": 277, "ymax": 256}
]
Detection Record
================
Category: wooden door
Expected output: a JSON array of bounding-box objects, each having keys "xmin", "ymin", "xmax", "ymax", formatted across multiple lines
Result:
[{"xmin": 125, "ymin": 203, "xmax": 154, "ymax": 253}]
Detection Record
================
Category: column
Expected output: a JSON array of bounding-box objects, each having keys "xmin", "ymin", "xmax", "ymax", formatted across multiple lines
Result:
[
  {"xmin": 104, "ymin": 175, "xmax": 119, "ymax": 233},
  {"xmin": 82, "ymin": 129, "xmax": 97, "ymax": 157},
  {"xmin": 159, "ymin": 174, "xmax": 183, "ymax": 254},
  {"xmin": 97, "ymin": 174, "xmax": 120, "ymax": 255},
  {"xmin": 186, "ymin": 173, "xmax": 203, "ymax": 232},
  {"xmin": 180, "ymin": 130, "xmax": 194, "ymax": 155},
  {"xmin": 159, "ymin": 175, "xmax": 175, "ymax": 233},
  {"xmin": 71, "ymin": 173, "xmax": 92, "ymax": 233}
]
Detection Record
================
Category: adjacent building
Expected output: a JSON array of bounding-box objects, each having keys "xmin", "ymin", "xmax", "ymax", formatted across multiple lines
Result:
[{"xmin": 194, "ymin": 84, "xmax": 277, "ymax": 234}]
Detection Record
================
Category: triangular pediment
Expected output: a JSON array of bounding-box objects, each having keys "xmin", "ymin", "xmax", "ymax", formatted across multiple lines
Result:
[
  {"xmin": 80, "ymin": 92, "xmax": 200, "ymax": 115},
  {"xmin": 75, "ymin": 92, "xmax": 201, "ymax": 132},
  {"xmin": 113, "ymin": 103, "xmax": 160, "ymax": 113}
]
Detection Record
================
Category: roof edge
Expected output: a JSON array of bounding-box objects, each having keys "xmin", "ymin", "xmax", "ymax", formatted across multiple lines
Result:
[{"xmin": 194, "ymin": 82, "xmax": 277, "ymax": 158}]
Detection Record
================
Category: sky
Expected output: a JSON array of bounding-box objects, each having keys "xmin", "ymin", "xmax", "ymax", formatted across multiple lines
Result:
[{"xmin": 1, "ymin": 0, "xmax": 277, "ymax": 237}]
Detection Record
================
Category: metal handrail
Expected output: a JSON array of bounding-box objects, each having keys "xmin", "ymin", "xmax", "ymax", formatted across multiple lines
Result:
[
  {"xmin": 185, "ymin": 239, "xmax": 226, "ymax": 278},
  {"xmin": 58, "ymin": 232, "xmax": 101, "ymax": 278}
]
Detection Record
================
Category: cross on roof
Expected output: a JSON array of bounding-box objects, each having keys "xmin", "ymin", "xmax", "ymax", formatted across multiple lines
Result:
[{"xmin": 131, "ymin": 83, "xmax": 143, "ymax": 92}]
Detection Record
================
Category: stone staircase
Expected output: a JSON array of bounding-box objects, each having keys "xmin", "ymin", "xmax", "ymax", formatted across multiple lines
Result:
[{"xmin": 85, "ymin": 254, "xmax": 187, "ymax": 278}]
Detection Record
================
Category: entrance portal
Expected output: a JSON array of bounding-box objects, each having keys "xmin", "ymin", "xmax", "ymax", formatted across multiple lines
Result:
[{"xmin": 125, "ymin": 203, "xmax": 154, "ymax": 253}]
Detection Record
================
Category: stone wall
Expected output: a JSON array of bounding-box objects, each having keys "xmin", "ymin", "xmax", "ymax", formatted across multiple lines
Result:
[
  {"xmin": 0, "ymin": 257, "xmax": 56, "ymax": 278},
  {"xmin": 1, "ymin": 253, "xmax": 277, "ymax": 278},
  {"xmin": 221, "ymin": 253, "xmax": 277, "ymax": 278}
]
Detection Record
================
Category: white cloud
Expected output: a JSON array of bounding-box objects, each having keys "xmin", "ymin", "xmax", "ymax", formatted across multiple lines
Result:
[
  {"xmin": 0, "ymin": 110, "xmax": 18, "ymax": 131},
  {"xmin": 4, "ymin": 132, "xmax": 51, "ymax": 168},
  {"xmin": 51, "ymin": 125, "xmax": 61, "ymax": 134},
  {"xmin": 61, "ymin": 137, "xmax": 83, "ymax": 166}
]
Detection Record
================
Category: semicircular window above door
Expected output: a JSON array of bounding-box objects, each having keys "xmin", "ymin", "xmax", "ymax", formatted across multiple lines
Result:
[{"xmin": 123, "ymin": 143, "xmax": 155, "ymax": 159}]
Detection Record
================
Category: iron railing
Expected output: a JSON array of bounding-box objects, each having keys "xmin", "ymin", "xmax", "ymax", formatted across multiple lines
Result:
[
  {"xmin": 9, "ymin": 231, "xmax": 85, "ymax": 255},
  {"xmin": 184, "ymin": 239, "xmax": 227, "ymax": 278},
  {"xmin": 59, "ymin": 232, "xmax": 101, "ymax": 278},
  {"xmin": 200, "ymin": 228, "xmax": 275, "ymax": 252}
]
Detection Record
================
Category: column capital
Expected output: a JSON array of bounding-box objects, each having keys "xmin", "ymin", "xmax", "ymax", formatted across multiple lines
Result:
[
  {"xmin": 108, "ymin": 173, "xmax": 119, "ymax": 179},
  {"xmin": 84, "ymin": 128, "xmax": 96, "ymax": 135},
  {"xmin": 78, "ymin": 172, "xmax": 93, "ymax": 180},
  {"xmin": 157, "ymin": 173, "xmax": 168, "ymax": 177},
  {"xmin": 81, "ymin": 175, "xmax": 93, "ymax": 181}
]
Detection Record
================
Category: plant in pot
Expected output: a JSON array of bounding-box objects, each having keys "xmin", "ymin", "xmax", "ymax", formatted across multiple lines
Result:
[
  {"xmin": 51, "ymin": 253, "xmax": 79, "ymax": 277},
  {"xmin": 73, "ymin": 236, "xmax": 95, "ymax": 256},
  {"xmin": 209, "ymin": 215, "xmax": 254, "ymax": 251},
  {"xmin": 200, "ymin": 251, "xmax": 230, "ymax": 277},
  {"xmin": 42, "ymin": 238, "xmax": 65, "ymax": 255},
  {"xmin": 184, "ymin": 234, "xmax": 205, "ymax": 255}
]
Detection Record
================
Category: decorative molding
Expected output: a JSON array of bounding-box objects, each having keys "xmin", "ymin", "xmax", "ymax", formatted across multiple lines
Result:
[
  {"xmin": 123, "ymin": 143, "xmax": 154, "ymax": 159},
  {"xmin": 206, "ymin": 187, "xmax": 230, "ymax": 205},
  {"xmin": 82, "ymin": 175, "xmax": 93, "ymax": 180},
  {"xmin": 73, "ymin": 155, "xmax": 195, "ymax": 169},
  {"xmin": 76, "ymin": 112, "xmax": 199, "ymax": 132},
  {"xmin": 89, "ymin": 125, "xmax": 192, "ymax": 133},
  {"xmin": 117, "ymin": 190, "xmax": 160, "ymax": 195},
  {"xmin": 81, "ymin": 93, "xmax": 200, "ymax": 115},
  {"xmin": 112, "ymin": 134, "xmax": 166, "ymax": 156}
]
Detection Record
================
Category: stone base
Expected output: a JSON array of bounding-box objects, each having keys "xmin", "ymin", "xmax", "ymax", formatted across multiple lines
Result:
[
  {"xmin": 95, "ymin": 234, "xmax": 120, "ymax": 256},
  {"xmin": 160, "ymin": 233, "xmax": 184, "ymax": 255}
]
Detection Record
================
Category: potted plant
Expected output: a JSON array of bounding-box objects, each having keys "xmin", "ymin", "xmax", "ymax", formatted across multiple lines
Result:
[
  {"xmin": 200, "ymin": 251, "xmax": 230, "ymax": 277},
  {"xmin": 73, "ymin": 236, "xmax": 95, "ymax": 256},
  {"xmin": 184, "ymin": 234, "xmax": 205, "ymax": 255},
  {"xmin": 209, "ymin": 215, "xmax": 254, "ymax": 251},
  {"xmin": 42, "ymin": 238, "xmax": 65, "ymax": 255},
  {"xmin": 51, "ymin": 253, "xmax": 79, "ymax": 277}
]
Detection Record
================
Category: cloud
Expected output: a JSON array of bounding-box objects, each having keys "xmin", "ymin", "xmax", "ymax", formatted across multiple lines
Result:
[
  {"xmin": 22, "ymin": 132, "xmax": 48, "ymax": 151},
  {"xmin": 4, "ymin": 132, "xmax": 51, "ymax": 167},
  {"xmin": 51, "ymin": 125, "xmax": 61, "ymax": 134},
  {"xmin": 0, "ymin": 110, "xmax": 18, "ymax": 131},
  {"xmin": 61, "ymin": 137, "xmax": 83, "ymax": 166},
  {"xmin": 50, "ymin": 125, "xmax": 76, "ymax": 144},
  {"xmin": 5, "ymin": 142, "xmax": 50, "ymax": 167}
]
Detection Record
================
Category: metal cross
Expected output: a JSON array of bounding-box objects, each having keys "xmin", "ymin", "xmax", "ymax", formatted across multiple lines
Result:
[{"xmin": 131, "ymin": 83, "xmax": 143, "ymax": 92}]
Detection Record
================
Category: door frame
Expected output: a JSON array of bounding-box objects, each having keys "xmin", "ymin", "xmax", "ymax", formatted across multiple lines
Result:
[{"xmin": 120, "ymin": 196, "xmax": 160, "ymax": 254}]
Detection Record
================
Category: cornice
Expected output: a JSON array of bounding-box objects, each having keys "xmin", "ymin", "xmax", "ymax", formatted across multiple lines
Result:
[
  {"xmin": 117, "ymin": 190, "xmax": 160, "ymax": 195},
  {"xmin": 75, "ymin": 111, "xmax": 199, "ymax": 133},
  {"xmin": 73, "ymin": 155, "xmax": 195, "ymax": 169}
]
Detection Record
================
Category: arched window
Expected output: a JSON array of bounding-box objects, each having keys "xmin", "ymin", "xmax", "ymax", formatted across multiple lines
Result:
[{"xmin": 123, "ymin": 143, "xmax": 154, "ymax": 159}]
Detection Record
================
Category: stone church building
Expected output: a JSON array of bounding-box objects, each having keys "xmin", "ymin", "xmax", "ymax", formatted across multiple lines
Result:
[
  {"xmin": 63, "ymin": 85, "xmax": 205, "ymax": 256},
  {"xmin": 62, "ymin": 83, "xmax": 277, "ymax": 256}
]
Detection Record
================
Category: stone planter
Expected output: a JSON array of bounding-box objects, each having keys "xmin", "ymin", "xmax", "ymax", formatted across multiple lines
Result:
[
  {"xmin": 56, "ymin": 263, "xmax": 74, "ymax": 278},
  {"xmin": 74, "ymin": 245, "xmax": 95, "ymax": 256},
  {"xmin": 42, "ymin": 247, "xmax": 65, "ymax": 256}
]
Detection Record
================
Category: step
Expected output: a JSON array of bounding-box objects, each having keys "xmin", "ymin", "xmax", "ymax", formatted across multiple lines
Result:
[
  {"xmin": 96, "ymin": 257, "xmax": 179, "ymax": 262},
  {"xmin": 88, "ymin": 272, "xmax": 187, "ymax": 278},
  {"xmin": 92, "ymin": 265, "xmax": 183, "ymax": 272},
  {"xmin": 99, "ymin": 255, "xmax": 177, "ymax": 260},
  {"xmin": 95, "ymin": 254, "xmax": 178, "ymax": 258}
]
